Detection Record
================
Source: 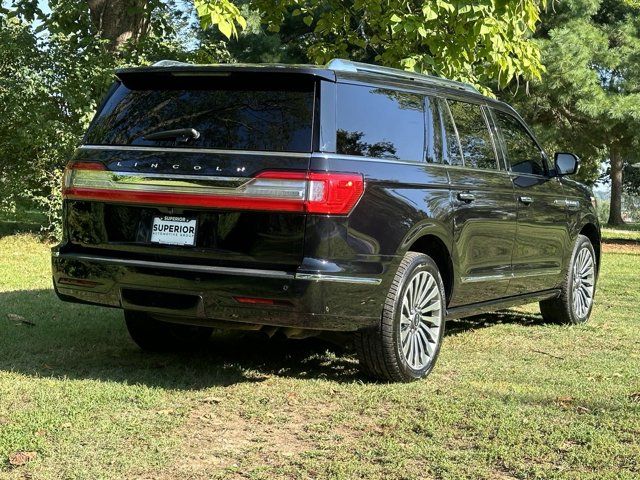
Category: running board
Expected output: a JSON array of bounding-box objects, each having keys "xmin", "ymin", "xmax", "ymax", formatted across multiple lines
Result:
[{"xmin": 446, "ymin": 289, "xmax": 560, "ymax": 320}]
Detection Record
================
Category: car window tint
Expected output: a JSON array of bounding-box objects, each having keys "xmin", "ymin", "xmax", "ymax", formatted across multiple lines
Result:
[
  {"xmin": 493, "ymin": 110, "xmax": 546, "ymax": 175},
  {"xmin": 85, "ymin": 81, "xmax": 315, "ymax": 152},
  {"xmin": 337, "ymin": 84, "xmax": 425, "ymax": 161},
  {"xmin": 425, "ymin": 96, "xmax": 443, "ymax": 163},
  {"xmin": 447, "ymin": 100, "xmax": 497, "ymax": 170},
  {"xmin": 436, "ymin": 98, "xmax": 463, "ymax": 166}
]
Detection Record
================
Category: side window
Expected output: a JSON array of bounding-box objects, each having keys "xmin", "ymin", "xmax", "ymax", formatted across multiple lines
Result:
[
  {"xmin": 436, "ymin": 98, "xmax": 463, "ymax": 166},
  {"xmin": 425, "ymin": 96, "xmax": 442, "ymax": 163},
  {"xmin": 493, "ymin": 110, "xmax": 546, "ymax": 176},
  {"xmin": 447, "ymin": 100, "xmax": 498, "ymax": 170},
  {"xmin": 336, "ymin": 84, "xmax": 425, "ymax": 161}
]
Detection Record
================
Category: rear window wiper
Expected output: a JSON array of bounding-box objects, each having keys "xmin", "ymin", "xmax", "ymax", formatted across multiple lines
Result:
[{"xmin": 143, "ymin": 128, "xmax": 200, "ymax": 143}]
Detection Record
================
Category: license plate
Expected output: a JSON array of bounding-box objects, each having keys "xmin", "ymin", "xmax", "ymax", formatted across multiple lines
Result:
[{"xmin": 150, "ymin": 216, "xmax": 197, "ymax": 246}]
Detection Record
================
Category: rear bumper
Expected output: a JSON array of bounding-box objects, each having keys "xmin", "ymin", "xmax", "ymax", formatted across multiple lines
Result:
[{"xmin": 52, "ymin": 250, "xmax": 387, "ymax": 331}]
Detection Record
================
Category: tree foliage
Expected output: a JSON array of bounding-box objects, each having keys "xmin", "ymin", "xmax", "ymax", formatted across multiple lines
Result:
[
  {"xmin": 194, "ymin": 0, "xmax": 548, "ymax": 92},
  {"xmin": 503, "ymin": 0, "xmax": 640, "ymax": 225},
  {"xmin": 0, "ymin": 1, "xmax": 201, "ymax": 236}
]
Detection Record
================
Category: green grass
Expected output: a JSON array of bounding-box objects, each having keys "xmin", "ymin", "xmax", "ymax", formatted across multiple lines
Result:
[
  {"xmin": 0, "ymin": 204, "xmax": 46, "ymax": 237},
  {"xmin": 0, "ymin": 234, "xmax": 639, "ymax": 479},
  {"xmin": 602, "ymin": 223, "xmax": 640, "ymax": 242}
]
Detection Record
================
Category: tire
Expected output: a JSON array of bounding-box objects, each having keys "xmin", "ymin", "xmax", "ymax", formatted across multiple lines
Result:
[
  {"xmin": 355, "ymin": 252, "xmax": 446, "ymax": 382},
  {"xmin": 540, "ymin": 234, "xmax": 597, "ymax": 324},
  {"xmin": 124, "ymin": 310, "xmax": 213, "ymax": 352}
]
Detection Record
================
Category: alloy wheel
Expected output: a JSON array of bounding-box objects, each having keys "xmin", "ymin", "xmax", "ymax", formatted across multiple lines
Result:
[
  {"xmin": 399, "ymin": 270, "xmax": 443, "ymax": 370},
  {"xmin": 572, "ymin": 246, "xmax": 595, "ymax": 319}
]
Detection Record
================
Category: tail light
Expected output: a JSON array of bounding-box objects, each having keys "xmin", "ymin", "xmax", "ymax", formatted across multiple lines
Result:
[{"xmin": 62, "ymin": 162, "xmax": 364, "ymax": 215}]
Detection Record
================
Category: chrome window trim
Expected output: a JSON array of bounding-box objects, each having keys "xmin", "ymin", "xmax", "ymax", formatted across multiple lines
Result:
[{"xmin": 314, "ymin": 153, "xmax": 514, "ymax": 177}]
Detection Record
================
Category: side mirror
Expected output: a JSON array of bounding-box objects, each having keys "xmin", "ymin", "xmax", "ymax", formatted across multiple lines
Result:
[{"xmin": 554, "ymin": 152, "xmax": 580, "ymax": 176}]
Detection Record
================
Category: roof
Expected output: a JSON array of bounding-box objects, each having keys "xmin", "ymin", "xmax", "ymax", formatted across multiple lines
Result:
[{"xmin": 115, "ymin": 58, "xmax": 481, "ymax": 95}]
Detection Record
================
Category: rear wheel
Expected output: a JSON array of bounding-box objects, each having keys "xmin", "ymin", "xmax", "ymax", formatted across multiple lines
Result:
[
  {"xmin": 540, "ymin": 234, "xmax": 597, "ymax": 324},
  {"xmin": 124, "ymin": 310, "xmax": 213, "ymax": 352},
  {"xmin": 355, "ymin": 252, "xmax": 445, "ymax": 382}
]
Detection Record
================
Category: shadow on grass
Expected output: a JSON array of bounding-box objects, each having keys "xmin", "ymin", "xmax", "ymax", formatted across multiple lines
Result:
[
  {"xmin": 446, "ymin": 309, "xmax": 545, "ymax": 336},
  {"xmin": 0, "ymin": 288, "xmax": 545, "ymax": 389},
  {"xmin": 602, "ymin": 238, "xmax": 640, "ymax": 246}
]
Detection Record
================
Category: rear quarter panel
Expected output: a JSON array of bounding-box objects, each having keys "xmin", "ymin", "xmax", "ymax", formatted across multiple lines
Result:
[{"xmin": 304, "ymin": 154, "xmax": 453, "ymax": 313}]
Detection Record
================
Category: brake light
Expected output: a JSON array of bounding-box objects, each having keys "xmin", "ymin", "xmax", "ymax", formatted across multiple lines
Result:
[{"xmin": 62, "ymin": 163, "xmax": 364, "ymax": 215}]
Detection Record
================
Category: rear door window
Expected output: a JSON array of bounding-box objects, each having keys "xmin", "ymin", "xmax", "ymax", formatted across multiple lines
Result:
[
  {"xmin": 336, "ymin": 84, "xmax": 425, "ymax": 161},
  {"xmin": 493, "ymin": 110, "xmax": 546, "ymax": 175},
  {"xmin": 447, "ymin": 100, "xmax": 498, "ymax": 170},
  {"xmin": 85, "ymin": 77, "xmax": 315, "ymax": 153}
]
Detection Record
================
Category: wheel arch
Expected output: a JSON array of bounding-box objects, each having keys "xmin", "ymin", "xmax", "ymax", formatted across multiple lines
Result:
[
  {"xmin": 579, "ymin": 222, "xmax": 601, "ymax": 272},
  {"xmin": 405, "ymin": 233, "xmax": 454, "ymax": 305}
]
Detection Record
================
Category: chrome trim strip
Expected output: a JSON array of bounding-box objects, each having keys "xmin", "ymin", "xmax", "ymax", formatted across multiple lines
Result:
[
  {"xmin": 56, "ymin": 254, "xmax": 382, "ymax": 284},
  {"xmin": 294, "ymin": 273, "xmax": 382, "ymax": 285},
  {"xmin": 57, "ymin": 254, "xmax": 294, "ymax": 280},
  {"xmin": 461, "ymin": 268, "xmax": 562, "ymax": 283},
  {"xmin": 312, "ymin": 152, "xmax": 425, "ymax": 166},
  {"xmin": 460, "ymin": 273, "xmax": 511, "ymax": 283},
  {"xmin": 513, "ymin": 268, "xmax": 562, "ymax": 279},
  {"xmin": 79, "ymin": 145, "xmax": 310, "ymax": 158},
  {"xmin": 110, "ymin": 172, "xmax": 247, "ymax": 182},
  {"xmin": 313, "ymin": 153, "xmax": 513, "ymax": 175}
]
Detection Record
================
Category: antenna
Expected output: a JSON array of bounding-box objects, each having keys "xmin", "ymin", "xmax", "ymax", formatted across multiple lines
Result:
[{"xmin": 326, "ymin": 59, "xmax": 479, "ymax": 94}]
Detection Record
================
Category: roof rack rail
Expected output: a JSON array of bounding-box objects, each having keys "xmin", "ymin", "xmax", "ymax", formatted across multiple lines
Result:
[
  {"xmin": 151, "ymin": 60, "xmax": 191, "ymax": 67},
  {"xmin": 326, "ymin": 58, "xmax": 479, "ymax": 94}
]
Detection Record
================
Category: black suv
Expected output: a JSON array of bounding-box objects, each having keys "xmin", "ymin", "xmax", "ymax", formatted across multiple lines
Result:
[{"xmin": 52, "ymin": 59, "xmax": 600, "ymax": 382}]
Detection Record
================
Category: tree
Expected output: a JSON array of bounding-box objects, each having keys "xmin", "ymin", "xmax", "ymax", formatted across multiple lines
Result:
[
  {"xmin": 0, "ymin": 1, "xmax": 201, "ymax": 236},
  {"xmin": 194, "ymin": 0, "xmax": 548, "ymax": 92},
  {"xmin": 503, "ymin": 0, "xmax": 640, "ymax": 226},
  {"xmin": 86, "ymin": 0, "xmax": 152, "ymax": 51}
]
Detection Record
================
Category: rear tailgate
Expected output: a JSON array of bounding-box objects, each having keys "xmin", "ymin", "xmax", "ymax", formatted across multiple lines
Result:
[{"xmin": 62, "ymin": 71, "xmax": 319, "ymax": 270}]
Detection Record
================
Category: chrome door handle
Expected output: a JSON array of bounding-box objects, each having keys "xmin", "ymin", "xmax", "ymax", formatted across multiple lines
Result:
[
  {"xmin": 554, "ymin": 199, "xmax": 580, "ymax": 210},
  {"xmin": 519, "ymin": 196, "xmax": 534, "ymax": 205},
  {"xmin": 457, "ymin": 192, "xmax": 475, "ymax": 202}
]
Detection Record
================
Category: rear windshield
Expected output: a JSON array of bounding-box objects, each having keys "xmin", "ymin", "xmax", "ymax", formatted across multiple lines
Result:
[{"xmin": 85, "ymin": 75, "xmax": 316, "ymax": 152}]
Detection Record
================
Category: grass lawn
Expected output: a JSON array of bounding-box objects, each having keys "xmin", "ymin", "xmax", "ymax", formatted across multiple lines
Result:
[
  {"xmin": 601, "ymin": 223, "xmax": 640, "ymax": 243},
  {"xmin": 0, "ymin": 233, "xmax": 638, "ymax": 479}
]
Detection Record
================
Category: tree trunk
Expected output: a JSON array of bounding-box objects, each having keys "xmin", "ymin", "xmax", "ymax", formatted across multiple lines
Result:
[
  {"xmin": 607, "ymin": 144, "xmax": 625, "ymax": 226},
  {"xmin": 86, "ymin": 0, "xmax": 151, "ymax": 51}
]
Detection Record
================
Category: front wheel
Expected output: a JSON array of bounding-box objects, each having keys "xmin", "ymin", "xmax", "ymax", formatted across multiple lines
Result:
[
  {"xmin": 355, "ymin": 252, "xmax": 446, "ymax": 382},
  {"xmin": 540, "ymin": 234, "xmax": 597, "ymax": 324},
  {"xmin": 124, "ymin": 310, "xmax": 213, "ymax": 352}
]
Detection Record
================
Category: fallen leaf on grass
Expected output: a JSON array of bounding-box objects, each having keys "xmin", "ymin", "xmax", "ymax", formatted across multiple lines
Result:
[
  {"xmin": 556, "ymin": 396, "xmax": 574, "ymax": 407},
  {"xmin": 6, "ymin": 314, "xmax": 35, "ymax": 326},
  {"xmin": 8, "ymin": 451, "xmax": 37, "ymax": 466},
  {"xmin": 202, "ymin": 396, "xmax": 222, "ymax": 404},
  {"xmin": 630, "ymin": 392, "xmax": 640, "ymax": 402}
]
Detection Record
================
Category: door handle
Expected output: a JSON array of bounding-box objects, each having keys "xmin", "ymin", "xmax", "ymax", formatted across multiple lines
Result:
[
  {"xmin": 457, "ymin": 192, "xmax": 476, "ymax": 202},
  {"xmin": 519, "ymin": 196, "xmax": 534, "ymax": 205},
  {"xmin": 553, "ymin": 199, "xmax": 579, "ymax": 210}
]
